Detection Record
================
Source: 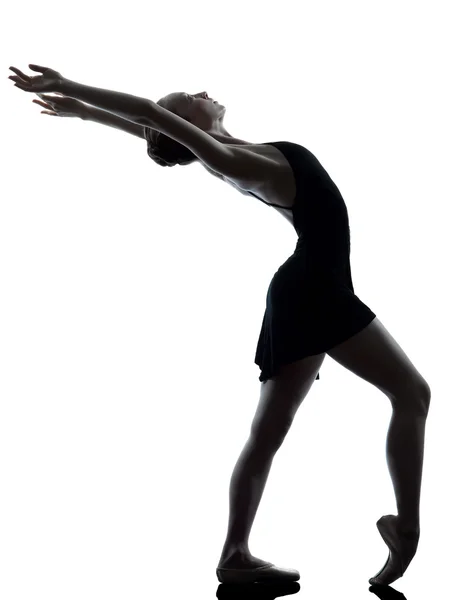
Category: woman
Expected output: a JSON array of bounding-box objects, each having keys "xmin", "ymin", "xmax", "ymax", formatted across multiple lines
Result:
[{"xmin": 9, "ymin": 65, "xmax": 431, "ymax": 586}]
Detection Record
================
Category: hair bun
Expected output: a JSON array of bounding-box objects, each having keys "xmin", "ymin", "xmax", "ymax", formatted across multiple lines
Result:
[
  {"xmin": 147, "ymin": 142, "xmax": 171, "ymax": 167},
  {"xmin": 145, "ymin": 114, "xmax": 196, "ymax": 168},
  {"xmin": 148, "ymin": 142, "xmax": 161, "ymax": 156}
]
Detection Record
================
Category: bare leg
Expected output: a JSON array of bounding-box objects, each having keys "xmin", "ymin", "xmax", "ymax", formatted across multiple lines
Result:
[
  {"xmin": 218, "ymin": 436, "xmax": 277, "ymax": 568},
  {"xmin": 370, "ymin": 405, "xmax": 429, "ymax": 585},
  {"xmin": 387, "ymin": 407, "xmax": 428, "ymax": 533},
  {"xmin": 215, "ymin": 353, "xmax": 324, "ymax": 570}
]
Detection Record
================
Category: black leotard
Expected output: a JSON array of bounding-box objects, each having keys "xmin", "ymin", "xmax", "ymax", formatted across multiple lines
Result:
[{"xmin": 250, "ymin": 141, "xmax": 376, "ymax": 382}]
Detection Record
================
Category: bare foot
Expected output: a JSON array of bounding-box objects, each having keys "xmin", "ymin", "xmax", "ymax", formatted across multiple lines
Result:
[
  {"xmin": 369, "ymin": 515, "xmax": 420, "ymax": 586},
  {"xmin": 217, "ymin": 548, "xmax": 272, "ymax": 570}
]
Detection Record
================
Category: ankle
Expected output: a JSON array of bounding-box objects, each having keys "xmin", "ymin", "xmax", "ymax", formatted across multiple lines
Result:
[{"xmin": 220, "ymin": 543, "xmax": 249, "ymax": 560}]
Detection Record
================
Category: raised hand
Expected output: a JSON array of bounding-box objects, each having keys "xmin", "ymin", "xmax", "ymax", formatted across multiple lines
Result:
[{"xmin": 8, "ymin": 64, "xmax": 64, "ymax": 93}]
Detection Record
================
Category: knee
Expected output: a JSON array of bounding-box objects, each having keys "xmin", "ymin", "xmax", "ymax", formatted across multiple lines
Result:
[
  {"xmin": 250, "ymin": 420, "xmax": 292, "ymax": 453},
  {"xmin": 421, "ymin": 380, "xmax": 432, "ymax": 413},
  {"xmin": 391, "ymin": 378, "xmax": 431, "ymax": 415}
]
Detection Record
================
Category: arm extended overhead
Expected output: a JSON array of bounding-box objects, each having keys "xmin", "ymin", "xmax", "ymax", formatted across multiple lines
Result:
[{"xmin": 60, "ymin": 78, "xmax": 279, "ymax": 183}]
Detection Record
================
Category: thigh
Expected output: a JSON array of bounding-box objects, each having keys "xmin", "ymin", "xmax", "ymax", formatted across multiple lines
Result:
[
  {"xmin": 327, "ymin": 317, "xmax": 431, "ymax": 402},
  {"xmin": 250, "ymin": 353, "xmax": 325, "ymax": 440}
]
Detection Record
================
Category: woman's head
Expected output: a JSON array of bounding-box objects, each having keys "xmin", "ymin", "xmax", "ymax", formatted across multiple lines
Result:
[{"xmin": 146, "ymin": 91, "xmax": 227, "ymax": 168}]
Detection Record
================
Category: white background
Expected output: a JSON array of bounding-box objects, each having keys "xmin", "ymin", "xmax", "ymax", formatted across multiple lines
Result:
[{"xmin": 1, "ymin": 1, "xmax": 447, "ymax": 598}]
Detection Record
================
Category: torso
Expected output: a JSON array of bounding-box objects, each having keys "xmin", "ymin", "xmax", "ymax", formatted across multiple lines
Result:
[{"xmin": 202, "ymin": 141, "xmax": 297, "ymax": 228}]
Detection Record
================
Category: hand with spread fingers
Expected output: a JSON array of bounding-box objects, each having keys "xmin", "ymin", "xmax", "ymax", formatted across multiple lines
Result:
[{"xmin": 8, "ymin": 64, "xmax": 64, "ymax": 93}]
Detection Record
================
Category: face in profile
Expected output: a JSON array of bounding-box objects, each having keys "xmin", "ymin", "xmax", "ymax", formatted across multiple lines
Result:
[{"xmin": 159, "ymin": 91, "xmax": 227, "ymax": 134}]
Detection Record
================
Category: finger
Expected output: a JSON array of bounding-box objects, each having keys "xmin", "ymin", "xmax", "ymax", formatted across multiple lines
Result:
[
  {"xmin": 9, "ymin": 76, "xmax": 30, "ymax": 90},
  {"xmin": 33, "ymin": 99, "xmax": 52, "ymax": 109},
  {"xmin": 9, "ymin": 66, "xmax": 31, "ymax": 81},
  {"xmin": 13, "ymin": 82, "xmax": 28, "ymax": 91},
  {"xmin": 29, "ymin": 64, "xmax": 48, "ymax": 73},
  {"xmin": 9, "ymin": 75, "xmax": 27, "ymax": 85}
]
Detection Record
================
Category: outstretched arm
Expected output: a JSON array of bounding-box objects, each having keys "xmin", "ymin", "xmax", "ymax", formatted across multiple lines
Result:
[
  {"xmin": 10, "ymin": 66, "xmax": 278, "ymax": 185},
  {"xmin": 59, "ymin": 78, "xmax": 279, "ymax": 185},
  {"xmin": 59, "ymin": 78, "xmax": 234, "ymax": 166},
  {"xmin": 60, "ymin": 78, "xmax": 153, "ymax": 126},
  {"xmin": 80, "ymin": 105, "xmax": 145, "ymax": 139}
]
